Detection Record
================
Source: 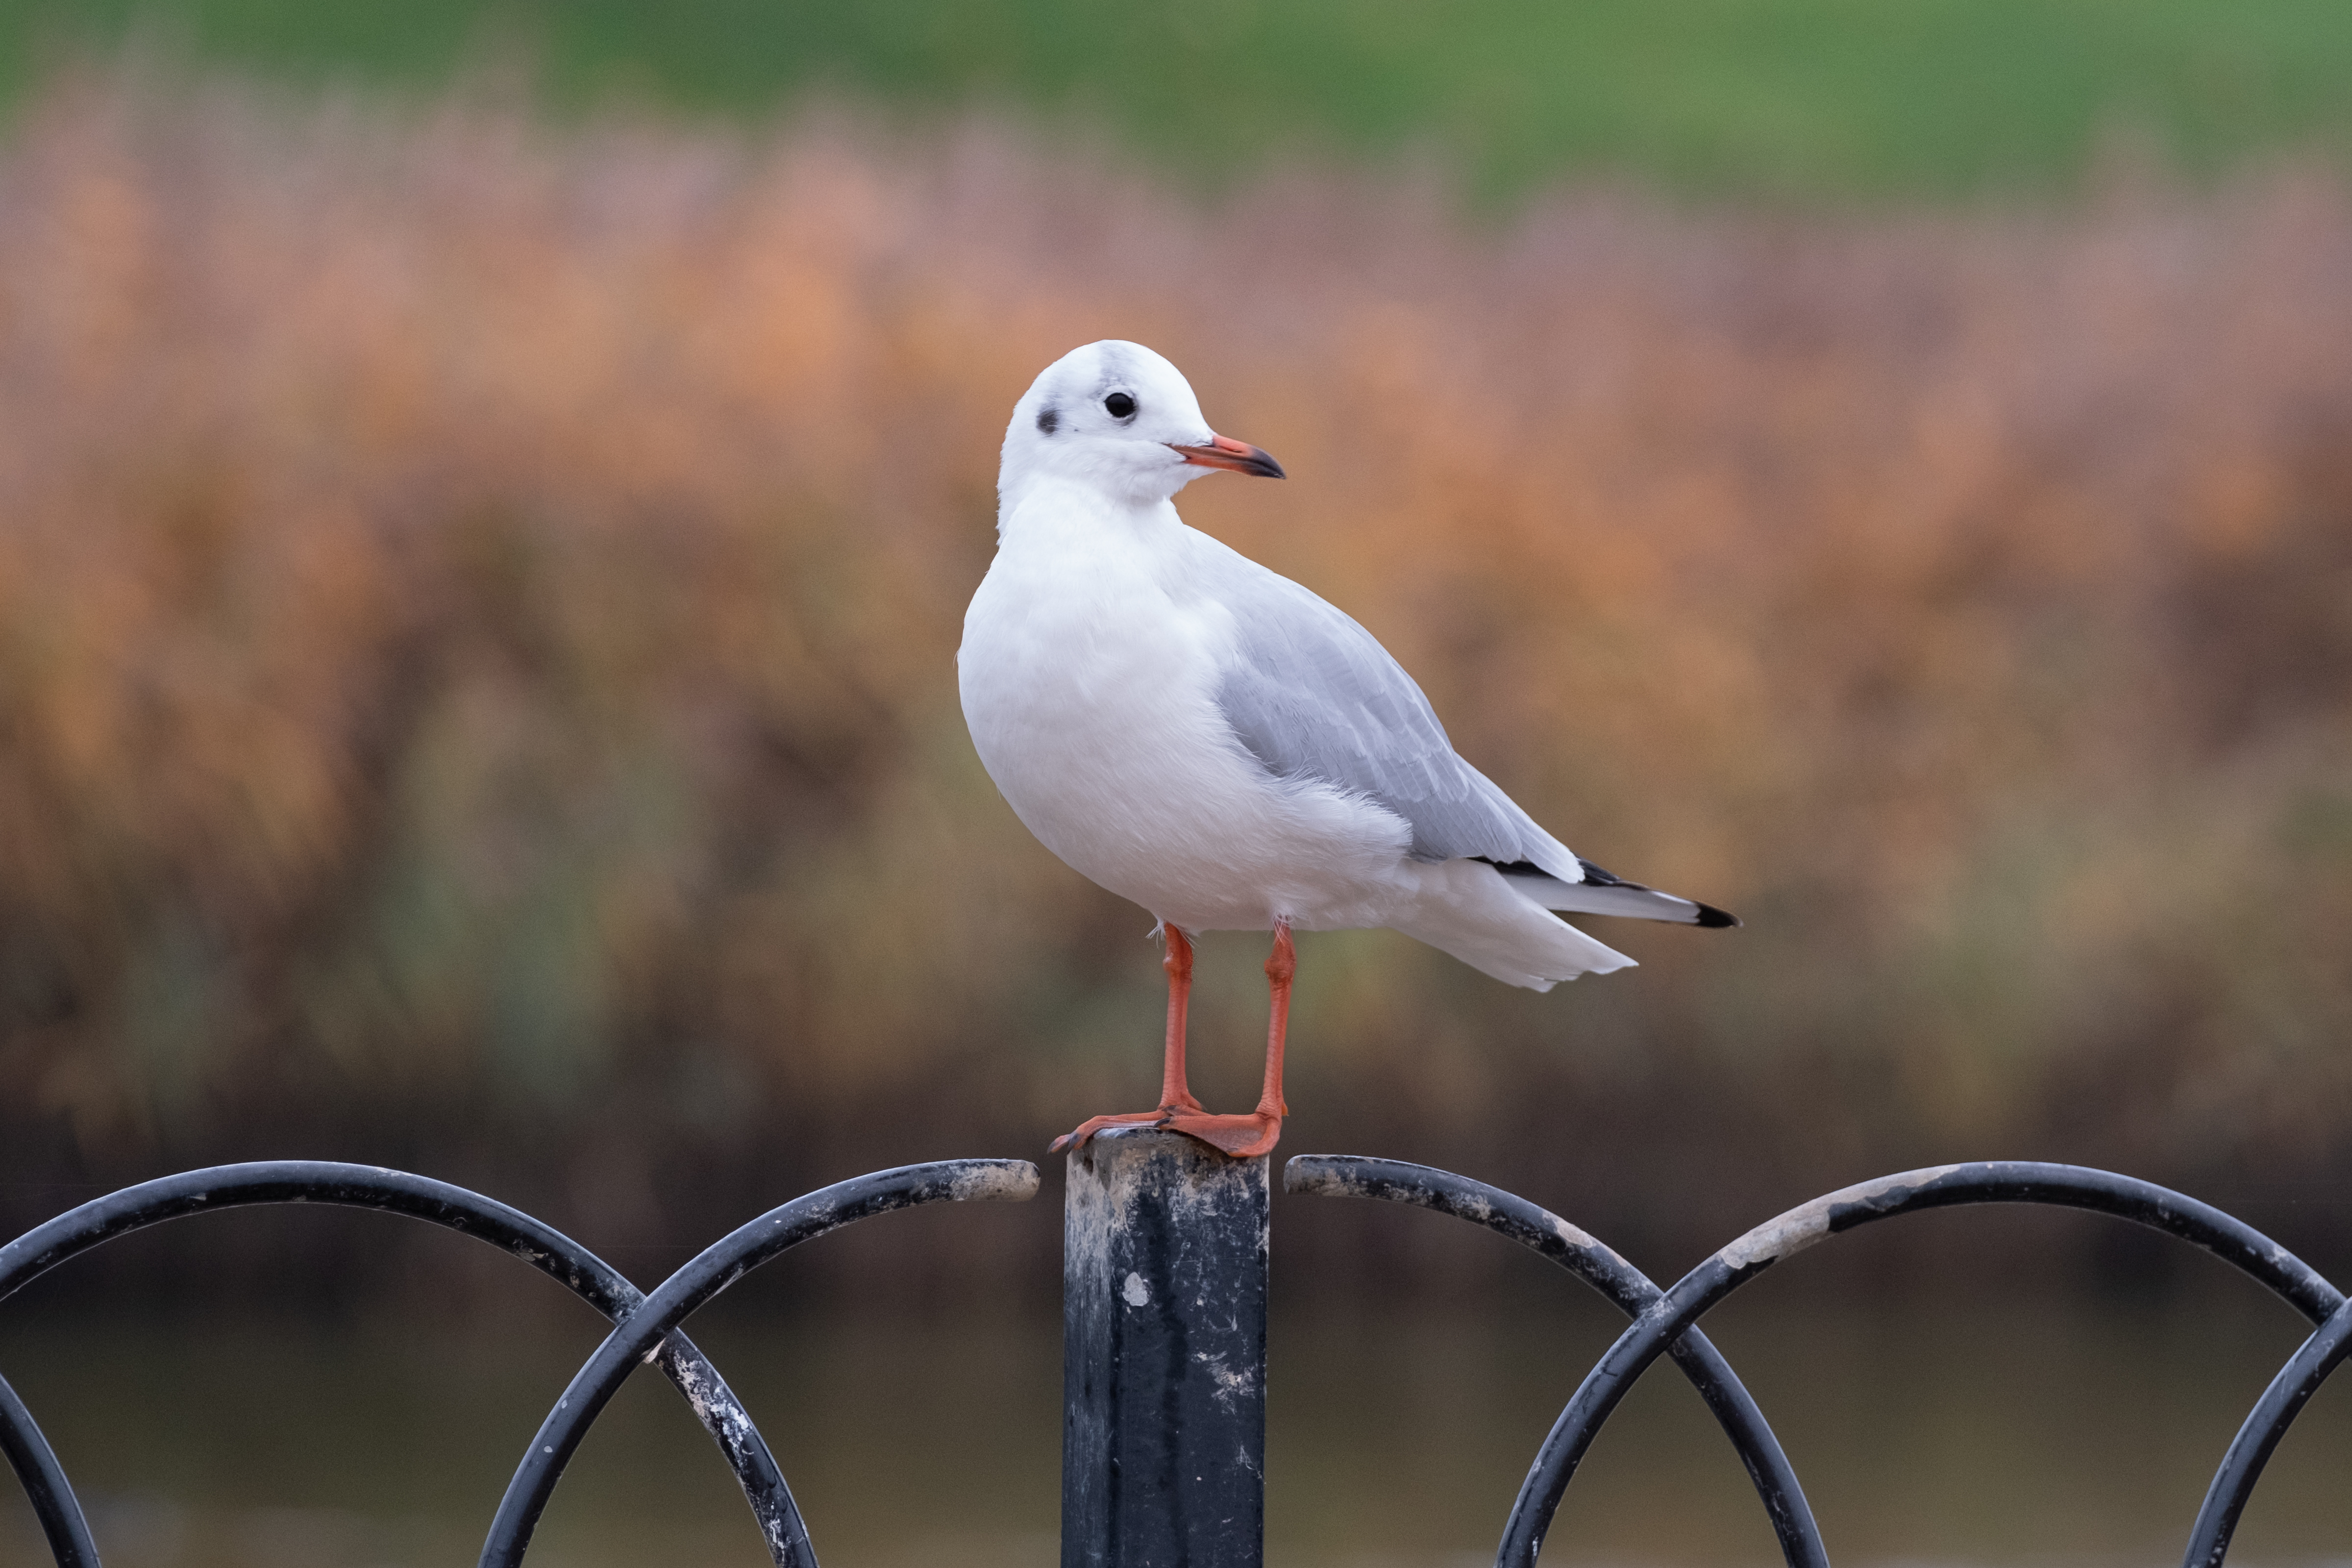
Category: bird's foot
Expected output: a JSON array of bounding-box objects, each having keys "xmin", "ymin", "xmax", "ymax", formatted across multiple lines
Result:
[
  {"xmin": 1049, "ymin": 1091, "xmax": 1206, "ymax": 1154},
  {"xmin": 1049, "ymin": 1109, "xmax": 1171, "ymax": 1154},
  {"xmin": 1049, "ymin": 1102, "xmax": 1280, "ymax": 1160},
  {"xmin": 1157, "ymin": 1108, "xmax": 1284, "ymax": 1160}
]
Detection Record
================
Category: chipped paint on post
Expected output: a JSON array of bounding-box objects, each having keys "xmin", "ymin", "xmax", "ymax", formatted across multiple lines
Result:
[{"xmin": 1064, "ymin": 1128, "xmax": 1268, "ymax": 1568}]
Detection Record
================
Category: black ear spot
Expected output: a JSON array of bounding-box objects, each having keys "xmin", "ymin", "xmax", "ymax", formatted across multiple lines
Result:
[
  {"xmin": 1104, "ymin": 391, "xmax": 1137, "ymax": 420},
  {"xmin": 1036, "ymin": 405, "xmax": 1060, "ymax": 435}
]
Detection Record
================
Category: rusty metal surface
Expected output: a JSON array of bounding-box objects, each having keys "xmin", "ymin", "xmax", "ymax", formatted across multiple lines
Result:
[{"xmin": 1063, "ymin": 1129, "xmax": 1268, "ymax": 1568}]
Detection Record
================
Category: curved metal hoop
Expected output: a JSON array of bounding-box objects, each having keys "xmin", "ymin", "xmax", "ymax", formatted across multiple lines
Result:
[
  {"xmin": 2183, "ymin": 1292, "xmax": 2352, "ymax": 1567},
  {"xmin": 1285, "ymin": 1155, "xmax": 1828, "ymax": 1568},
  {"xmin": 479, "ymin": 1158, "xmax": 1040, "ymax": 1568},
  {"xmin": 8, "ymin": 1154, "xmax": 2341, "ymax": 1568},
  {"xmin": 1499, "ymin": 1161, "xmax": 2345, "ymax": 1568},
  {"xmin": 0, "ymin": 1161, "xmax": 846, "ymax": 1568},
  {"xmin": 0, "ymin": 1372, "xmax": 98, "ymax": 1568}
]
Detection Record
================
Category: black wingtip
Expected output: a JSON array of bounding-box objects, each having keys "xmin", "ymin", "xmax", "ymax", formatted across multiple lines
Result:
[{"xmin": 1693, "ymin": 902, "xmax": 1741, "ymax": 929}]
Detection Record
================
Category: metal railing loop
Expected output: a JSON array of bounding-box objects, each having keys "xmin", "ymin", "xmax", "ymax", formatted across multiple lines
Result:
[
  {"xmin": 1285, "ymin": 1154, "xmax": 1827, "ymax": 1568},
  {"xmin": 0, "ymin": 1373, "xmax": 98, "ymax": 1568},
  {"xmin": 2182, "ymin": 1291, "xmax": 2352, "ymax": 1568},
  {"xmin": 1497, "ymin": 1160, "xmax": 2345, "ymax": 1568},
  {"xmin": 0, "ymin": 1162, "xmax": 814, "ymax": 1568},
  {"xmin": 478, "ymin": 1158, "xmax": 1040, "ymax": 1568}
]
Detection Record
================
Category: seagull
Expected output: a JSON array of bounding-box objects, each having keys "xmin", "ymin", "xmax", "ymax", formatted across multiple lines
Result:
[{"xmin": 958, "ymin": 341, "xmax": 1736, "ymax": 1160}]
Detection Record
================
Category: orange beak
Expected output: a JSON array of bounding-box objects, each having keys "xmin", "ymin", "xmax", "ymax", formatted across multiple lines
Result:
[{"xmin": 1167, "ymin": 432, "xmax": 1285, "ymax": 479}]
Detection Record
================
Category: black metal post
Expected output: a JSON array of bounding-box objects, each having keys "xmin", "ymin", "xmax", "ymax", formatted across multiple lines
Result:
[{"xmin": 1063, "ymin": 1128, "xmax": 1268, "ymax": 1568}]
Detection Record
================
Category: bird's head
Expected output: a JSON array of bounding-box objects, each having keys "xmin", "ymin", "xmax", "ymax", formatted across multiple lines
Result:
[{"xmin": 1000, "ymin": 340, "xmax": 1283, "ymax": 508}]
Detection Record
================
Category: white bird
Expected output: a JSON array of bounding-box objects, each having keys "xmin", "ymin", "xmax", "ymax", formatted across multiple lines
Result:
[{"xmin": 959, "ymin": 341, "xmax": 1735, "ymax": 1158}]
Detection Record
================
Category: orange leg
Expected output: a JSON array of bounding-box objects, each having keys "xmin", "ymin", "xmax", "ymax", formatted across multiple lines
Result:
[
  {"xmin": 1050, "ymin": 923, "xmax": 1294, "ymax": 1160},
  {"xmin": 1051, "ymin": 926, "xmax": 1205, "ymax": 1153},
  {"xmin": 1158, "ymin": 922, "xmax": 1291, "ymax": 1157},
  {"xmin": 1155, "ymin": 925, "xmax": 1206, "ymax": 1115},
  {"xmin": 1263, "ymin": 922, "xmax": 1294, "ymax": 1119}
]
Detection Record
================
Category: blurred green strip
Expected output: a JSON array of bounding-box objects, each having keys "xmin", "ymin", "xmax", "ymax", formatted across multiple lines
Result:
[{"xmin": 6, "ymin": 0, "xmax": 2352, "ymax": 199}]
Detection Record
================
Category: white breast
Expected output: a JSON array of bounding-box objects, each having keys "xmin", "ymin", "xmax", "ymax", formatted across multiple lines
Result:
[{"xmin": 957, "ymin": 483, "xmax": 1414, "ymax": 932}]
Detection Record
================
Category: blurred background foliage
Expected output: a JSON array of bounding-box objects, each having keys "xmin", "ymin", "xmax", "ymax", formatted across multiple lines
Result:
[
  {"xmin": 0, "ymin": 2, "xmax": 2350, "ymax": 1306},
  {"xmin": 6, "ymin": 0, "xmax": 2352, "ymax": 199}
]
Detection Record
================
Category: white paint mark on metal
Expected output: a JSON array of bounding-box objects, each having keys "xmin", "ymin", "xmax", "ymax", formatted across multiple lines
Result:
[
  {"xmin": 1551, "ymin": 1214, "xmax": 1602, "ymax": 1252},
  {"xmin": 1196, "ymin": 1353, "xmax": 1258, "ymax": 1409},
  {"xmin": 954, "ymin": 1162, "xmax": 1043, "ymax": 1202},
  {"xmin": 1281, "ymin": 1164, "xmax": 1354, "ymax": 1198},
  {"xmin": 1717, "ymin": 1165, "xmax": 1964, "ymax": 1270}
]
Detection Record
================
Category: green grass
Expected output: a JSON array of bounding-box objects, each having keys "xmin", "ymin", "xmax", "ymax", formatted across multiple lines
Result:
[{"xmin": 8, "ymin": 0, "xmax": 2352, "ymax": 200}]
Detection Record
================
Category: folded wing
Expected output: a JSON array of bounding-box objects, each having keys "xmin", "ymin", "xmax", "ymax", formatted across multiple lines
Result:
[{"xmin": 1203, "ymin": 544, "xmax": 1737, "ymax": 928}]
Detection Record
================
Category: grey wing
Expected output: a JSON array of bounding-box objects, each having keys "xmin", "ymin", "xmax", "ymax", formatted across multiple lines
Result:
[{"xmin": 1209, "ymin": 567, "xmax": 1576, "ymax": 873}]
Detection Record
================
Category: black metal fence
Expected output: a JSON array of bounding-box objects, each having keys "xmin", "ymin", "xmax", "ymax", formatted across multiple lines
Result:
[{"xmin": 3, "ymin": 1128, "xmax": 2348, "ymax": 1568}]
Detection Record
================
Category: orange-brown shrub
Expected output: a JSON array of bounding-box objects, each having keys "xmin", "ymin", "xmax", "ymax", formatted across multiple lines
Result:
[{"xmin": 2, "ymin": 73, "xmax": 2349, "ymax": 1260}]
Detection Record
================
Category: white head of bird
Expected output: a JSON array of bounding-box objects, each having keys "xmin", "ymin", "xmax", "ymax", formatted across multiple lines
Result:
[{"xmin": 999, "ymin": 339, "xmax": 1283, "ymax": 511}]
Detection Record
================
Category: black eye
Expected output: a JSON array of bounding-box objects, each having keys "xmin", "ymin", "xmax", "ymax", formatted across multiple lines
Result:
[{"xmin": 1104, "ymin": 392, "xmax": 1137, "ymax": 420}]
